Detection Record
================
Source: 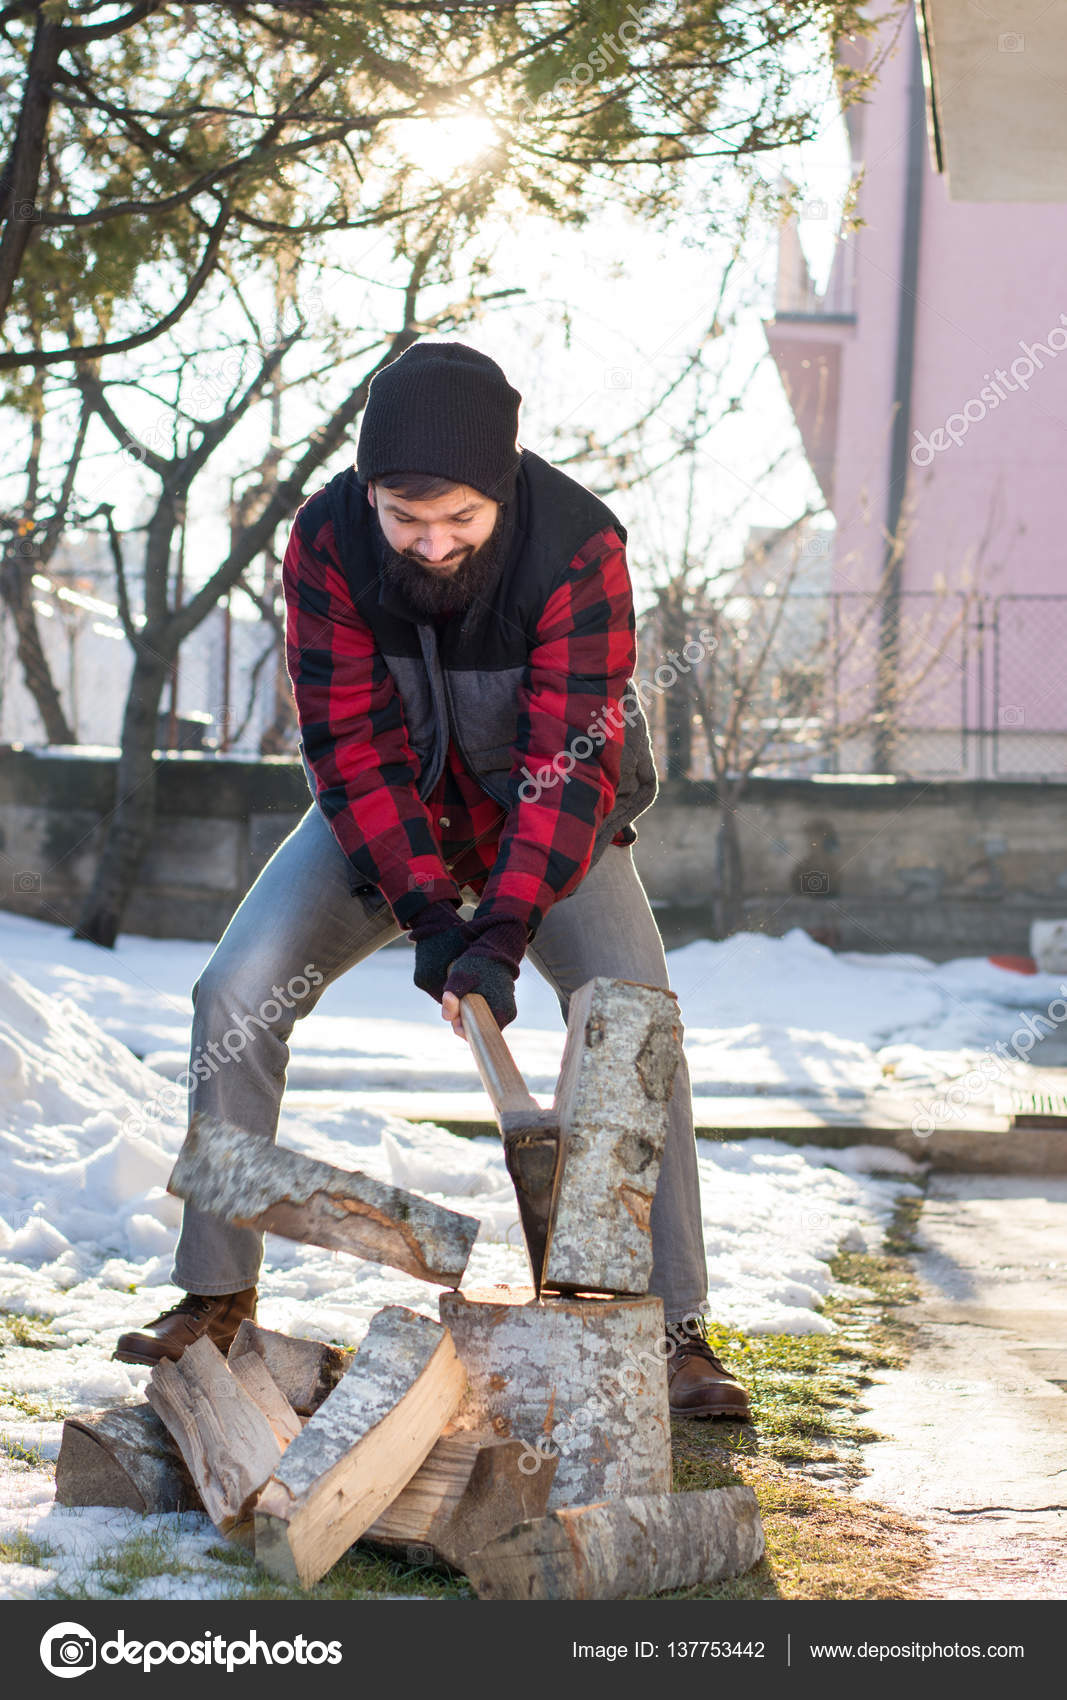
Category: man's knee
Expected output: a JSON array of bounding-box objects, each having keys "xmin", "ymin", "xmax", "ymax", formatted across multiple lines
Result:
[{"xmin": 191, "ymin": 952, "xmax": 324, "ymax": 1057}]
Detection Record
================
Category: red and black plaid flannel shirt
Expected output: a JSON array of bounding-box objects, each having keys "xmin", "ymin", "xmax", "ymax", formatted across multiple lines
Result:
[{"xmin": 282, "ymin": 501, "xmax": 637, "ymax": 936}]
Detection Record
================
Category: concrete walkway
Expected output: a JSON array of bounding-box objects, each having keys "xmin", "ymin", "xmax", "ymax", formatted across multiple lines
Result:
[{"xmin": 852, "ymin": 1173, "xmax": 1067, "ymax": 1599}]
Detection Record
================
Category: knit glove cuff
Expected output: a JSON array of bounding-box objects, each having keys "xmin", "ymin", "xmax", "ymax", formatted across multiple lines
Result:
[
  {"xmin": 457, "ymin": 914, "xmax": 528, "ymax": 978},
  {"xmin": 444, "ymin": 954, "xmax": 518, "ymax": 1030},
  {"xmin": 408, "ymin": 899, "xmax": 464, "ymax": 942}
]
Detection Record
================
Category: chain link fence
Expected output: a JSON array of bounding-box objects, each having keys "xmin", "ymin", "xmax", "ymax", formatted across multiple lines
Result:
[{"xmin": 640, "ymin": 591, "xmax": 1067, "ymax": 781}]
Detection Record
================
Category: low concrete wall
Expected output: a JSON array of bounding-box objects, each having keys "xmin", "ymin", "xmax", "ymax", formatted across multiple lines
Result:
[
  {"xmin": 0, "ymin": 746, "xmax": 308, "ymax": 942},
  {"xmin": 642, "ymin": 775, "xmax": 1067, "ymax": 955},
  {"xmin": 2, "ymin": 746, "xmax": 1064, "ymax": 955}
]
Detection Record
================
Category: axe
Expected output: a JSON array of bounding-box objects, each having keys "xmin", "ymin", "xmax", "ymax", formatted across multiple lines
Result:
[{"xmin": 459, "ymin": 993, "xmax": 561, "ymax": 1297}]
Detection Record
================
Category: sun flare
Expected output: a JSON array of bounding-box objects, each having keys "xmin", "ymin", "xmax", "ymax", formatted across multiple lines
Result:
[{"xmin": 391, "ymin": 114, "xmax": 498, "ymax": 179}]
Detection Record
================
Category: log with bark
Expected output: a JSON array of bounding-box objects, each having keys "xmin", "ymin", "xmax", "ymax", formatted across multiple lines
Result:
[
  {"xmin": 463, "ymin": 1487, "xmax": 765, "ymax": 1600},
  {"xmin": 543, "ymin": 978, "xmax": 682, "ymax": 1296},
  {"xmin": 55, "ymin": 1404, "xmax": 202, "ymax": 1514},
  {"xmin": 440, "ymin": 1286, "xmax": 671, "ymax": 1510},
  {"xmin": 169, "ymin": 1114, "xmax": 479, "ymax": 1286},
  {"xmin": 254, "ymin": 1305, "xmax": 466, "ymax": 1588},
  {"xmin": 227, "ymin": 1321, "xmax": 351, "ymax": 1416}
]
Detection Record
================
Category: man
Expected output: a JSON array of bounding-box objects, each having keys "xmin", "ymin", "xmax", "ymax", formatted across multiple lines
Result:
[{"xmin": 114, "ymin": 341, "xmax": 749, "ymax": 1421}]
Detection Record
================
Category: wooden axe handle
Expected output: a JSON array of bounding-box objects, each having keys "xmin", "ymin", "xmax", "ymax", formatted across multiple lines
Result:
[{"xmin": 459, "ymin": 994, "xmax": 542, "ymax": 1124}]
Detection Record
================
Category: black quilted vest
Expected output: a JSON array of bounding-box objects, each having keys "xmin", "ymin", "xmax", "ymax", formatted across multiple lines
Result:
[{"xmin": 299, "ymin": 448, "xmax": 658, "ymax": 868}]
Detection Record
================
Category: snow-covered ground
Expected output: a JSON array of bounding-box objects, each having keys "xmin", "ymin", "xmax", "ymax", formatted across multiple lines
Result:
[{"xmin": 0, "ymin": 906, "xmax": 1060, "ymax": 1600}]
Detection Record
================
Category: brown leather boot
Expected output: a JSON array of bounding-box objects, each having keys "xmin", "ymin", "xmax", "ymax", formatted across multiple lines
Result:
[
  {"xmin": 666, "ymin": 1332, "xmax": 751, "ymax": 1420},
  {"xmin": 112, "ymin": 1288, "xmax": 257, "ymax": 1367}
]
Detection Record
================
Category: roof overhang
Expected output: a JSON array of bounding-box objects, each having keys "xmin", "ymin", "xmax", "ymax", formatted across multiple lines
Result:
[{"xmin": 920, "ymin": 0, "xmax": 1067, "ymax": 200}]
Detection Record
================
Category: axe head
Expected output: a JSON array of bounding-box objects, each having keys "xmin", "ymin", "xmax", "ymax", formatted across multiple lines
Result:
[{"xmin": 499, "ymin": 1107, "xmax": 562, "ymax": 1297}]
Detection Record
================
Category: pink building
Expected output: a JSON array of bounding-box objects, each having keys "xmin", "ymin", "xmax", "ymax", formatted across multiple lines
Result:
[{"xmin": 766, "ymin": 8, "xmax": 1067, "ymax": 777}]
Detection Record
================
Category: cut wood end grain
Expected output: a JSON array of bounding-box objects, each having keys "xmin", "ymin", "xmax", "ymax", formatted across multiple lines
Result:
[{"xmin": 55, "ymin": 1404, "xmax": 201, "ymax": 1514}]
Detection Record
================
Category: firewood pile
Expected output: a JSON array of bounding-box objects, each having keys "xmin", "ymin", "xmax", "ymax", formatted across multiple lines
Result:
[{"xmin": 56, "ymin": 978, "xmax": 765, "ymax": 1599}]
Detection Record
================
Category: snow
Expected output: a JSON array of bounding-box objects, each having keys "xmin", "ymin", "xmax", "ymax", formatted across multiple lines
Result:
[{"xmin": 1, "ymin": 905, "xmax": 1059, "ymax": 1598}]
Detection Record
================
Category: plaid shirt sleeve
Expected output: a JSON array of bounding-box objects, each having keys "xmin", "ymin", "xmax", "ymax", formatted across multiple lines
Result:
[
  {"xmin": 282, "ymin": 502, "xmax": 461, "ymax": 926},
  {"xmin": 472, "ymin": 526, "xmax": 635, "ymax": 936}
]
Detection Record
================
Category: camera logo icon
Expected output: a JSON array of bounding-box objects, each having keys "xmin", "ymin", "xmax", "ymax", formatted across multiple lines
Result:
[
  {"xmin": 800, "ymin": 868, "xmax": 830, "ymax": 895},
  {"xmin": 40, "ymin": 1622, "xmax": 97, "ymax": 1678}
]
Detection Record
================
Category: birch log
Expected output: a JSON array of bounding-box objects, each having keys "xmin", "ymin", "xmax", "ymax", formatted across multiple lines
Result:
[
  {"xmin": 464, "ymin": 1487, "xmax": 765, "ymax": 1600},
  {"xmin": 362, "ymin": 1431, "xmax": 557, "ymax": 1569},
  {"xmin": 543, "ymin": 978, "xmax": 682, "ymax": 1296},
  {"xmin": 55, "ymin": 1404, "xmax": 202, "ymax": 1514},
  {"xmin": 254, "ymin": 1306, "xmax": 466, "ymax": 1588},
  {"xmin": 439, "ymin": 1287, "xmax": 670, "ymax": 1511},
  {"xmin": 228, "ymin": 1321, "xmax": 352, "ymax": 1416},
  {"xmin": 169, "ymin": 1114, "xmax": 479, "ymax": 1286}
]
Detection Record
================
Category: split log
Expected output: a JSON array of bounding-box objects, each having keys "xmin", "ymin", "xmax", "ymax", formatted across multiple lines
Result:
[
  {"xmin": 55, "ymin": 1404, "xmax": 202, "ymax": 1514},
  {"xmin": 169, "ymin": 1114, "xmax": 479, "ymax": 1286},
  {"xmin": 544, "ymin": 978, "xmax": 681, "ymax": 1296},
  {"xmin": 464, "ymin": 1487, "xmax": 765, "ymax": 1600},
  {"xmin": 145, "ymin": 1336, "xmax": 285, "ymax": 1533},
  {"xmin": 229, "ymin": 1352, "xmax": 304, "ymax": 1446},
  {"xmin": 439, "ymin": 1287, "xmax": 670, "ymax": 1511},
  {"xmin": 362, "ymin": 1432, "xmax": 557, "ymax": 1570},
  {"xmin": 228, "ymin": 1320, "xmax": 352, "ymax": 1416},
  {"xmin": 254, "ymin": 1305, "xmax": 466, "ymax": 1588}
]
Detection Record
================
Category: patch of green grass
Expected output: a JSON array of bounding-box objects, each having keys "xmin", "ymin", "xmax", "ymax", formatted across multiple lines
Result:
[
  {"xmin": 687, "ymin": 1322, "xmax": 884, "ymax": 1469},
  {"xmin": 0, "ymin": 1530, "xmax": 56, "ymax": 1569},
  {"xmin": 666, "ymin": 1188, "xmax": 930, "ymax": 1599},
  {"xmin": 8, "ymin": 1318, "xmax": 56, "ymax": 1349},
  {"xmin": 666, "ymin": 1433, "xmax": 929, "ymax": 1600},
  {"xmin": 89, "ymin": 1531, "xmax": 198, "ymax": 1595},
  {"xmin": 0, "ymin": 1309, "xmax": 56, "ymax": 1341},
  {"xmin": 0, "ymin": 1433, "xmax": 55, "ymax": 1471},
  {"xmin": 0, "ymin": 1390, "xmax": 67, "ymax": 1424},
  {"xmin": 204, "ymin": 1539, "xmax": 471, "ymax": 1600},
  {"xmin": 884, "ymin": 1193, "xmax": 924, "ymax": 1257},
  {"xmin": 53, "ymin": 1528, "xmax": 209, "ymax": 1601}
]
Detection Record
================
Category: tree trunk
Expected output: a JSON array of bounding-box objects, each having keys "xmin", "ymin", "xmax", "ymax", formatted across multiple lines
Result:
[
  {"xmin": 713, "ymin": 791, "xmax": 745, "ymax": 938},
  {"xmin": 0, "ymin": 14, "xmax": 62, "ymax": 331},
  {"xmin": 72, "ymin": 648, "xmax": 169, "ymax": 947},
  {"xmin": 71, "ymin": 310, "xmax": 423, "ymax": 945},
  {"xmin": 0, "ymin": 549, "xmax": 76, "ymax": 743},
  {"xmin": 659, "ymin": 592, "xmax": 692, "ymax": 780}
]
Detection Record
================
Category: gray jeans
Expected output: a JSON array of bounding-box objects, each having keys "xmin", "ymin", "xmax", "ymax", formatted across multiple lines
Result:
[{"xmin": 173, "ymin": 803, "xmax": 709, "ymax": 1322}]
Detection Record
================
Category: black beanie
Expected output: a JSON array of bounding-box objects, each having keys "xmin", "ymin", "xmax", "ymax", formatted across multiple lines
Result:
[{"xmin": 356, "ymin": 341, "xmax": 522, "ymax": 502}]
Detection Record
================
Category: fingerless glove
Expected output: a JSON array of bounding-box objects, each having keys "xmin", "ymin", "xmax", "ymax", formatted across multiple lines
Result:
[
  {"xmin": 443, "ymin": 915, "xmax": 528, "ymax": 1030},
  {"xmin": 410, "ymin": 900, "xmax": 472, "ymax": 1004}
]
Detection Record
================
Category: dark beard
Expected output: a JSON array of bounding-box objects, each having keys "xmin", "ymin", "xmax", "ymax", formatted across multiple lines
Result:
[{"xmin": 379, "ymin": 507, "xmax": 509, "ymax": 619}]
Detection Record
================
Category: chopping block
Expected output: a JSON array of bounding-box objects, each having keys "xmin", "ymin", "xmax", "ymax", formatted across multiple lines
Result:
[{"xmin": 440, "ymin": 1286, "xmax": 671, "ymax": 1511}]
